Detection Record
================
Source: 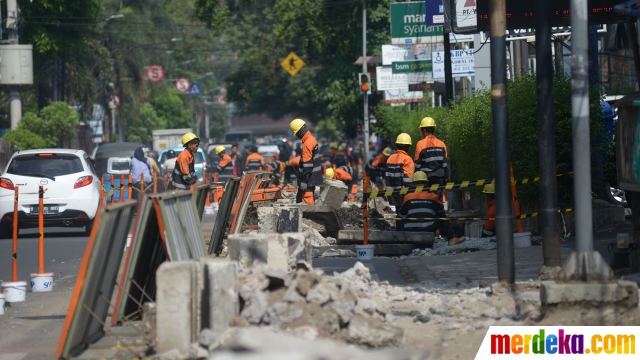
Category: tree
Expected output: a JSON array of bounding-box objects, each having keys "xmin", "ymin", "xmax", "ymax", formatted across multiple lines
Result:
[
  {"xmin": 2, "ymin": 129, "xmax": 46, "ymax": 150},
  {"xmin": 126, "ymin": 104, "xmax": 166, "ymax": 144},
  {"xmin": 149, "ymin": 88, "xmax": 194, "ymax": 129},
  {"xmin": 18, "ymin": 102, "xmax": 78, "ymax": 147}
]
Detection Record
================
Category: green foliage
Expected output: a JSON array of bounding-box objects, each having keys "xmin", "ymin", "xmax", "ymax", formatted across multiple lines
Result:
[
  {"xmin": 18, "ymin": 102, "xmax": 78, "ymax": 147},
  {"xmin": 2, "ymin": 129, "xmax": 47, "ymax": 150},
  {"xmin": 207, "ymin": 105, "xmax": 230, "ymax": 140},
  {"xmin": 375, "ymin": 75, "xmax": 609, "ymax": 207},
  {"xmin": 149, "ymin": 89, "xmax": 194, "ymax": 129},
  {"xmin": 126, "ymin": 104, "xmax": 166, "ymax": 144},
  {"xmin": 314, "ymin": 118, "xmax": 342, "ymax": 142}
]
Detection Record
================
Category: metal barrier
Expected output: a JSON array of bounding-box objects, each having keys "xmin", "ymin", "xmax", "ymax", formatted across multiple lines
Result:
[
  {"xmin": 208, "ymin": 177, "xmax": 241, "ymax": 255},
  {"xmin": 56, "ymin": 201, "xmax": 137, "ymax": 360},
  {"xmin": 230, "ymin": 171, "xmax": 272, "ymax": 234},
  {"xmin": 193, "ymin": 183, "xmax": 211, "ymax": 219},
  {"xmin": 152, "ymin": 191, "xmax": 206, "ymax": 261}
]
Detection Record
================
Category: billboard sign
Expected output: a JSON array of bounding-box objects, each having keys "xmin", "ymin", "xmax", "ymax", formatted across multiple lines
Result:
[
  {"xmin": 452, "ymin": 0, "xmax": 477, "ymax": 33},
  {"xmin": 391, "ymin": 2, "xmax": 444, "ymax": 44},
  {"xmin": 376, "ymin": 66, "xmax": 408, "ymax": 91},
  {"xmin": 432, "ymin": 49, "xmax": 475, "ymax": 79},
  {"xmin": 424, "ymin": 0, "xmax": 445, "ymax": 26},
  {"xmin": 384, "ymin": 89, "xmax": 424, "ymax": 104}
]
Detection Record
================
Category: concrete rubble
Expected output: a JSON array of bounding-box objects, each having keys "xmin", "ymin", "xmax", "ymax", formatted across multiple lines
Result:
[{"xmin": 317, "ymin": 179, "xmax": 349, "ymax": 208}]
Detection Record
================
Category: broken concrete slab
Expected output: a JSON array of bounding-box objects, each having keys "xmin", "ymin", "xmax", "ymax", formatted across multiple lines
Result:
[
  {"xmin": 318, "ymin": 179, "xmax": 349, "ymax": 208},
  {"xmin": 228, "ymin": 233, "xmax": 311, "ymax": 272},
  {"xmin": 201, "ymin": 258, "xmax": 239, "ymax": 336},
  {"xmin": 289, "ymin": 205, "xmax": 345, "ymax": 239},
  {"xmin": 156, "ymin": 261, "xmax": 200, "ymax": 354},
  {"xmin": 337, "ymin": 230, "xmax": 434, "ymax": 248},
  {"xmin": 275, "ymin": 206, "xmax": 302, "ymax": 233},
  {"xmin": 257, "ymin": 207, "xmax": 276, "ymax": 233},
  {"xmin": 540, "ymin": 280, "xmax": 639, "ymax": 308}
]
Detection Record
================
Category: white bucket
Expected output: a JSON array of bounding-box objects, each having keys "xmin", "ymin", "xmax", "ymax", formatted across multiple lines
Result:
[
  {"xmin": 204, "ymin": 205, "xmax": 214, "ymax": 215},
  {"xmin": 30, "ymin": 273, "xmax": 54, "ymax": 292},
  {"xmin": 0, "ymin": 294, "xmax": 5, "ymax": 315},
  {"xmin": 355, "ymin": 244, "xmax": 375, "ymax": 260},
  {"xmin": 2, "ymin": 281, "xmax": 27, "ymax": 302},
  {"xmin": 514, "ymin": 232, "xmax": 532, "ymax": 248}
]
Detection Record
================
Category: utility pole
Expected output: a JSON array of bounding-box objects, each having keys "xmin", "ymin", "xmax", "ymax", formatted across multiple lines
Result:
[
  {"xmin": 443, "ymin": 33, "xmax": 454, "ymax": 107},
  {"xmin": 7, "ymin": 0, "xmax": 20, "ymax": 129},
  {"xmin": 489, "ymin": 0, "xmax": 515, "ymax": 283},
  {"xmin": 536, "ymin": 0, "xmax": 561, "ymax": 276},
  {"xmin": 362, "ymin": 0, "xmax": 370, "ymax": 162}
]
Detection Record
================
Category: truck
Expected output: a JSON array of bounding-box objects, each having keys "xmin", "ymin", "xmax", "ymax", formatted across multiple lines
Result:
[{"xmin": 152, "ymin": 128, "xmax": 193, "ymax": 151}]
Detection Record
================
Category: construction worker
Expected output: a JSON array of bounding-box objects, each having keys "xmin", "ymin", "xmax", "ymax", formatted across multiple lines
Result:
[
  {"xmin": 365, "ymin": 147, "xmax": 392, "ymax": 186},
  {"xmin": 326, "ymin": 166, "xmax": 358, "ymax": 202},
  {"xmin": 385, "ymin": 133, "xmax": 415, "ymax": 212},
  {"xmin": 414, "ymin": 117, "xmax": 448, "ymax": 202},
  {"xmin": 481, "ymin": 183, "xmax": 496, "ymax": 237},
  {"xmin": 332, "ymin": 143, "xmax": 348, "ymax": 168},
  {"xmin": 213, "ymin": 145, "xmax": 234, "ymax": 183},
  {"xmin": 169, "ymin": 132, "xmax": 202, "ymax": 190},
  {"xmin": 265, "ymin": 160, "xmax": 286, "ymax": 187},
  {"xmin": 289, "ymin": 118, "xmax": 323, "ymax": 204},
  {"xmin": 397, "ymin": 171, "xmax": 463, "ymax": 245},
  {"xmin": 245, "ymin": 145, "xmax": 264, "ymax": 171}
]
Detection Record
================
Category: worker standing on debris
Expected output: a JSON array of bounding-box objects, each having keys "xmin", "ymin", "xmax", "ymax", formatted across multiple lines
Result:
[
  {"xmin": 169, "ymin": 132, "xmax": 202, "ymax": 190},
  {"xmin": 365, "ymin": 147, "xmax": 392, "ymax": 186},
  {"xmin": 397, "ymin": 171, "xmax": 464, "ymax": 245},
  {"xmin": 481, "ymin": 183, "xmax": 496, "ymax": 237},
  {"xmin": 213, "ymin": 145, "xmax": 234, "ymax": 182},
  {"xmin": 414, "ymin": 117, "xmax": 448, "ymax": 202},
  {"xmin": 245, "ymin": 145, "xmax": 264, "ymax": 171},
  {"xmin": 289, "ymin": 119, "xmax": 323, "ymax": 205},
  {"xmin": 385, "ymin": 133, "xmax": 415, "ymax": 212}
]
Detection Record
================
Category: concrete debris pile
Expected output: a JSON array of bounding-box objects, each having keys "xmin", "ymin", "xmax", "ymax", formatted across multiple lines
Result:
[
  {"xmin": 230, "ymin": 262, "xmax": 405, "ymax": 348},
  {"xmin": 301, "ymin": 219, "xmax": 337, "ymax": 247},
  {"xmin": 336, "ymin": 205, "xmax": 391, "ymax": 231},
  {"xmin": 404, "ymin": 236, "xmax": 497, "ymax": 257},
  {"xmin": 184, "ymin": 327, "xmax": 427, "ymax": 360}
]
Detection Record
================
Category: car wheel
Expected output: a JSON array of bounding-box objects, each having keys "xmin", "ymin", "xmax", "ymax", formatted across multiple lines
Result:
[
  {"xmin": 84, "ymin": 219, "xmax": 95, "ymax": 236},
  {"xmin": 605, "ymin": 183, "xmax": 628, "ymax": 207},
  {"xmin": 0, "ymin": 223, "xmax": 13, "ymax": 239}
]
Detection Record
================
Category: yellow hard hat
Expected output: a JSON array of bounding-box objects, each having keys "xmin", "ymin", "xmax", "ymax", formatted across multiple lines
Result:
[
  {"xmin": 419, "ymin": 117, "xmax": 436, "ymax": 128},
  {"xmin": 325, "ymin": 168, "xmax": 335, "ymax": 179},
  {"xmin": 483, "ymin": 183, "xmax": 495, "ymax": 194},
  {"xmin": 395, "ymin": 133, "xmax": 412, "ymax": 145},
  {"xmin": 330, "ymin": 142, "xmax": 337, "ymax": 148},
  {"xmin": 382, "ymin": 147, "xmax": 392, "ymax": 157},
  {"xmin": 338, "ymin": 144, "xmax": 346, "ymax": 151},
  {"xmin": 412, "ymin": 171, "xmax": 428, "ymax": 183},
  {"xmin": 215, "ymin": 145, "xmax": 226, "ymax": 155},
  {"xmin": 182, "ymin": 132, "xmax": 200, "ymax": 146},
  {"xmin": 290, "ymin": 119, "xmax": 306, "ymax": 135}
]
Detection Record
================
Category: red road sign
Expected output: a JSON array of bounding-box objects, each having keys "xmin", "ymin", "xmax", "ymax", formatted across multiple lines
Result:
[
  {"xmin": 175, "ymin": 78, "xmax": 190, "ymax": 93},
  {"xmin": 146, "ymin": 65, "xmax": 164, "ymax": 82},
  {"xmin": 111, "ymin": 95, "xmax": 120, "ymax": 108}
]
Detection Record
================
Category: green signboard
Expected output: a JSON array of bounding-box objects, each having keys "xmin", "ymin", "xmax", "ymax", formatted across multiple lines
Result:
[
  {"xmin": 390, "ymin": 2, "xmax": 444, "ymax": 44},
  {"xmin": 391, "ymin": 60, "xmax": 433, "ymax": 74}
]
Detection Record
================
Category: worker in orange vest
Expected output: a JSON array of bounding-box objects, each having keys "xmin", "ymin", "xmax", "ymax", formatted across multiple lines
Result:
[
  {"xmin": 414, "ymin": 117, "xmax": 448, "ymax": 202},
  {"xmin": 325, "ymin": 166, "xmax": 358, "ymax": 202},
  {"xmin": 365, "ymin": 147, "xmax": 392, "ymax": 186},
  {"xmin": 288, "ymin": 119, "xmax": 323, "ymax": 205},
  {"xmin": 245, "ymin": 145, "xmax": 264, "ymax": 171},
  {"xmin": 265, "ymin": 160, "xmax": 286, "ymax": 187},
  {"xmin": 481, "ymin": 183, "xmax": 496, "ymax": 238},
  {"xmin": 385, "ymin": 133, "xmax": 415, "ymax": 213},
  {"xmin": 332, "ymin": 143, "xmax": 348, "ymax": 168}
]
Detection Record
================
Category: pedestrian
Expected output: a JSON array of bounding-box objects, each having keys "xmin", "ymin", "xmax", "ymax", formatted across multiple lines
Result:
[
  {"xmin": 245, "ymin": 145, "xmax": 264, "ymax": 171},
  {"xmin": 168, "ymin": 132, "xmax": 202, "ymax": 190},
  {"xmin": 365, "ymin": 147, "xmax": 392, "ymax": 186},
  {"xmin": 397, "ymin": 171, "xmax": 464, "ymax": 245},
  {"xmin": 481, "ymin": 183, "xmax": 496, "ymax": 238},
  {"xmin": 385, "ymin": 133, "xmax": 415, "ymax": 213},
  {"xmin": 163, "ymin": 150, "xmax": 177, "ymax": 174},
  {"xmin": 130, "ymin": 146, "xmax": 153, "ymax": 201},
  {"xmin": 414, "ymin": 117, "xmax": 448, "ymax": 202},
  {"xmin": 142, "ymin": 146, "xmax": 161, "ymax": 176},
  {"xmin": 288, "ymin": 118, "xmax": 323, "ymax": 205}
]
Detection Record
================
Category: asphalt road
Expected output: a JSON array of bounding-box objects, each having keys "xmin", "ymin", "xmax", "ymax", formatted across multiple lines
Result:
[{"xmin": 0, "ymin": 227, "xmax": 89, "ymax": 360}]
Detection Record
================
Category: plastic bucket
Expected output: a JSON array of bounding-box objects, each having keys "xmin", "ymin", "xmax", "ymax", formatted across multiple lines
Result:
[
  {"xmin": 355, "ymin": 244, "xmax": 375, "ymax": 260},
  {"xmin": 30, "ymin": 273, "xmax": 54, "ymax": 292},
  {"xmin": 0, "ymin": 294, "xmax": 5, "ymax": 315},
  {"xmin": 2, "ymin": 281, "xmax": 27, "ymax": 302},
  {"xmin": 204, "ymin": 205, "xmax": 214, "ymax": 215},
  {"xmin": 514, "ymin": 232, "xmax": 532, "ymax": 248}
]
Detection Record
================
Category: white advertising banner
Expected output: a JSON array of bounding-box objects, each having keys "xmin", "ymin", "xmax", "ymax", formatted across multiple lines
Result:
[
  {"xmin": 383, "ymin": 44, "xmax": 445, "ymax": 65},
  {"xmin": 432, "ymin": 49, "xmax": 475, "ymax": 79},
  {"xmin": 376, "ymin": 66, "xmax": 408, "ymax": 91},
  {"xmin": 384, "ymin": 89, "xmax": 423, "ymax": 104}
]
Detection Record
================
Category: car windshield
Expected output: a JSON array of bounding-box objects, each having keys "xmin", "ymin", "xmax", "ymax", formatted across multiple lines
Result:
[{"xmin": 7, "ymin": 154, "xmax": 84, "ymax": 177}]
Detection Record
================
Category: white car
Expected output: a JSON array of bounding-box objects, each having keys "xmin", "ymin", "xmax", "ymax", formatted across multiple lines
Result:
[{"xmin": 0, "ymin": 149, "xmax": 101, "ymax": 237}]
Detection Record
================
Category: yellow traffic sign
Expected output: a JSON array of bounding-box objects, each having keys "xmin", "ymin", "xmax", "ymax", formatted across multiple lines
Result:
[{"xmin": 281, "ymin": 52, "xmax": 305, "ymax": 76}]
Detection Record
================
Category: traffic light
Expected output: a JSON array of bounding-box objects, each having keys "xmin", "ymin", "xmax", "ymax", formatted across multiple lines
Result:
[{"xmin": 359, "ymin": 72, "xmax": 371, "ymax": 95}]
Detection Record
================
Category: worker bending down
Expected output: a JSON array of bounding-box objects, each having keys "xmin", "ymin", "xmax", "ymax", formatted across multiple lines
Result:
[
  {"xmin": 288, "ymin": 119, "xmax": 323, "ymax": 205},
  {"xmin": 397, "ymin": 171, "xmax": 464, "ymax": 245},
  {"xmin": 325, "ymin": 165, "xmax": 358, "ymax": 202}
]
